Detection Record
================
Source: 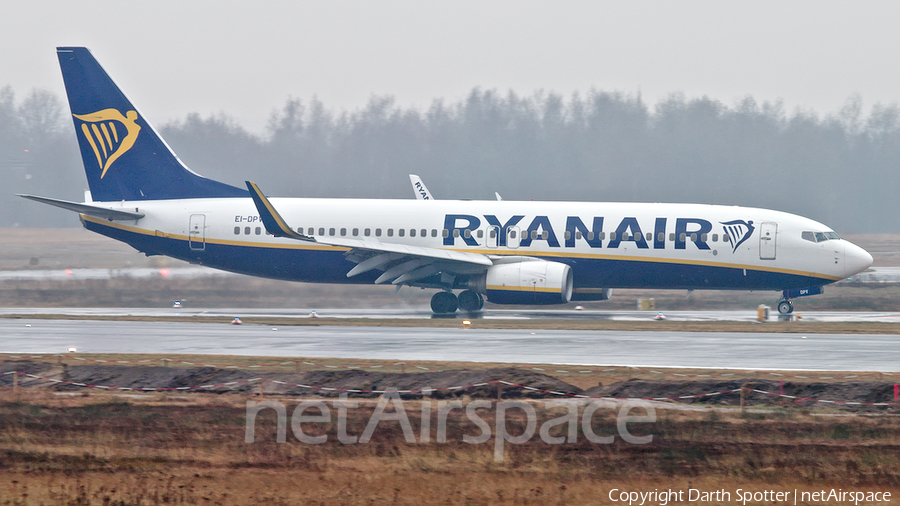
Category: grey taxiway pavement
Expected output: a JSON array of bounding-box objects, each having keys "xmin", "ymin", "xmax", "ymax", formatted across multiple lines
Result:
[{"xmin": 1, "ymin": 312, "xmax": 898, "ymax": 371}]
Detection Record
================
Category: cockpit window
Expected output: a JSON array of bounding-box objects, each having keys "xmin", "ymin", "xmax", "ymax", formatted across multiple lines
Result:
[{"xmin": 802, "ymin": 231, "xmax": 841, "ymax": 243}]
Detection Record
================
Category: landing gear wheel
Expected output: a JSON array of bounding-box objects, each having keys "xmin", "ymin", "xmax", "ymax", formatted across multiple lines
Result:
[
  {"xmin": 457, "ymin": 290, "xmax": 484, "ymax": 312},
  {"xmin": 777, "ymin": 300, "xmax": 794, "ymax": 315},
  {"xmin": 431, "ymin": 291, "xmax": 459, "ymax": 314}
]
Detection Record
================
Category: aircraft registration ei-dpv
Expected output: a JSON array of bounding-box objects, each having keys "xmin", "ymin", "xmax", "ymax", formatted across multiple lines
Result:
[{"xmin": 21, "ymin": 47, "xmax": 874, "ymax": 315}]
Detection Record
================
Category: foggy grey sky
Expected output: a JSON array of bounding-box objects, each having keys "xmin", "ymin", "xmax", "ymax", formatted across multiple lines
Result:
[{"xmin": 3, "ymin": 1, "xmax": 900, "ymax": 134}]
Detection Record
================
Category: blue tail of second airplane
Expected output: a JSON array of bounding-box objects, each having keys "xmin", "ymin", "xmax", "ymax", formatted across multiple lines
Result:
[{"xmin": 57, "ymin": 47, "xmax": 247, "ymax": 202}]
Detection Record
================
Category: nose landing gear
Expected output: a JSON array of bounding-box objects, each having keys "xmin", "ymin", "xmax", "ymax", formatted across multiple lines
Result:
[
  {"xmin": 776, "ymin": 286, "xmax": 823, "ymax": 315},
  {"xmin": 777, "ymin": 299, "xmax": 794, "ymax": 315}
]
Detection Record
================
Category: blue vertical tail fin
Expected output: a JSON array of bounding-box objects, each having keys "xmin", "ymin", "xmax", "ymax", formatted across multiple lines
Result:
[{"xmin": 57, "ymin": 47, "xmax": 248, "ymax": 201}]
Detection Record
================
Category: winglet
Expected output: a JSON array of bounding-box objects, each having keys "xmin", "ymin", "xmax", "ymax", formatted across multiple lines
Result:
[
  {"xmin": 245, "ymin": 181, "xmax": 314, "ymax": 241},
  {"xmin": 409, "ymin": 174, "xmax": 434, "ymax": 200}
]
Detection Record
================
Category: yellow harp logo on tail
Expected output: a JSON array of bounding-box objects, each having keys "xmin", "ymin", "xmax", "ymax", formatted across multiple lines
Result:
[{"xmin": 73, "ymin": 109, "xmax": 141, "ymax": 179}]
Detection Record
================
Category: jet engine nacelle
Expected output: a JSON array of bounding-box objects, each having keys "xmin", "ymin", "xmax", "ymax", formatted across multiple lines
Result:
[{"xmin": 481, "ymin": 260, "xmax": 573, "ymax": 305}]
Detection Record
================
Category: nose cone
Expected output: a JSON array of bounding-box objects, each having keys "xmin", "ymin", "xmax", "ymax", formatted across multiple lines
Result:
[{"xmin": 844, "ymin": 241, "xmax": 874, "ymax": 278}]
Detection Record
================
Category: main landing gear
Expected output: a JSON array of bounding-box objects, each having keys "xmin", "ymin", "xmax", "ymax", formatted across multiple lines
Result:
[{"xmin": 430, "ymin": 290, "xmax": 484, "ymax": 314}]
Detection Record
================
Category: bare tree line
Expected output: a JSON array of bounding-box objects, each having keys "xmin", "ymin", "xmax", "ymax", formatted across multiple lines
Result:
[{"xmin": 2, "ymin": 85, "xmax": 898, "ymax": 232}]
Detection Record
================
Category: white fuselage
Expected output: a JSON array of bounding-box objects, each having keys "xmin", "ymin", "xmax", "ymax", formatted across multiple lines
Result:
[{"xmin": 79, "ymin": 197, "xmax": 873, "ymax": 293}]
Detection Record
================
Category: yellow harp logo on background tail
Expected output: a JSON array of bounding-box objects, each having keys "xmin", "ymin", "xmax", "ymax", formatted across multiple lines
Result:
[{"xmin": 73, "ymin": 109, "xmax": 141, "ymax": 178}]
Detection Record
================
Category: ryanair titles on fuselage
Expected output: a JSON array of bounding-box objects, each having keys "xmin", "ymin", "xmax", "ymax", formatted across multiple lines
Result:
[{"xmin": 442, "ymin": 214, "xmax": 747, "ymax": 251}]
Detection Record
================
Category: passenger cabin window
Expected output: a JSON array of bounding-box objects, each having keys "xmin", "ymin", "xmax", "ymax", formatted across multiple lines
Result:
[
  {"xmin": 574, "ymin": 231, "xmax": 581, "ymax": 240},
  {"xmin": 329, "ymin": 228, "xmax": 335, "ymax": 236},
  {"xmin": 352, "ymin": 228, "xmax": 359, "ymax": 236},
  {"xmin": 244, "ymin": 227, "xmax": 251, "ymax": 235},
  {"xmin": 421, "ymin": 229, "xmax": 427, "ymax": 237},
  {"xmin": 410, "ymin": 229, "xmax": 416, "ymax": 237},
  {"xmin": 431, "ymin": 229, "xmax": 437, "ymax": 237},
  {"xmin": 387, "ymin": 229, "xmax": 394, "ymax": 237},
  {"xmin": 255, "ymin": 227, "xmax": 261, "ymax": 235},
  {"xmin": 398, "ymin": 229, "xmax": 405, "ymax": 237},
  {"xmin": 364, "ymin": 228, "xmax": 371, "ymax": 236},
  {"xmin": 318, "ymin": 228, "xmax": 325, "ymax": 236},
  {"xmin": 234, "ymin": 227, "xmax": 240, "ymax": 235},
  {"xmin": 308, "ymin": 227, "xmax": 314, "ymax": 236},
  {"xmin": 375, "ymin": 228, "xmax": 382, "ymax": 237},
  {"xmin": 442, "ymin": 229, "xmax": 449, "ymax": 238}
]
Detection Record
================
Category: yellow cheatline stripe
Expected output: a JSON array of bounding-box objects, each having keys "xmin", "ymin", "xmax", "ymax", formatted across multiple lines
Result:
[
  {"xmin": 82, "ymin": 216, "xmax": 839, "ymax": 281},
  {"xmin": 81, "ymin": 123, "xmax": 103, "ymax": 168},
  {"xmin": 81, "ymin": 215, "xmax": 346, "ymax": 252},
  {"xmin": 456, "ymin": 247, "xmax": 841, "ymax": 281},
  {"xmin": 486, "ymin": 285, "xmax": 561, "ymax": 293}
]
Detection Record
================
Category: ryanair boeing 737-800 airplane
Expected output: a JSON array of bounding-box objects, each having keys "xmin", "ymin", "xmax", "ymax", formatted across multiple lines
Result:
[{"xmin": 21, "ymin": 47, "xmax": 873, "ymax": 315}]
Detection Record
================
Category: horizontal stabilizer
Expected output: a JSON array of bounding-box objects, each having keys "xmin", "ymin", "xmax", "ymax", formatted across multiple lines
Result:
[{"xmin": 18, "ymin": 194, "xmax": 145, "ymax": 220}]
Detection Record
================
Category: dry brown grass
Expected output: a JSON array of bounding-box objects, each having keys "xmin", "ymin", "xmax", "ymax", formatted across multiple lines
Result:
[{"xmin": 1, "ymin": 389, "xmax": 899, "ymax": 505}]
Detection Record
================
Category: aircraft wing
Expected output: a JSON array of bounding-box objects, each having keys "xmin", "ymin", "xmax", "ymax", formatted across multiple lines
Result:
[{"xmin": 246, "ymin": 182, "xmax": 492, "ymax": 285}]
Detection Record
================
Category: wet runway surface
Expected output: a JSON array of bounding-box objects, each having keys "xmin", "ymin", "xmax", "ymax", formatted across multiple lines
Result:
[
  {"xmin": 3, "ymin": 307, "xmax": 900, "ymax": 323},
  {"xmin": 2, "ymin": 317, "xmax": 898, "ymax": 371}
]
